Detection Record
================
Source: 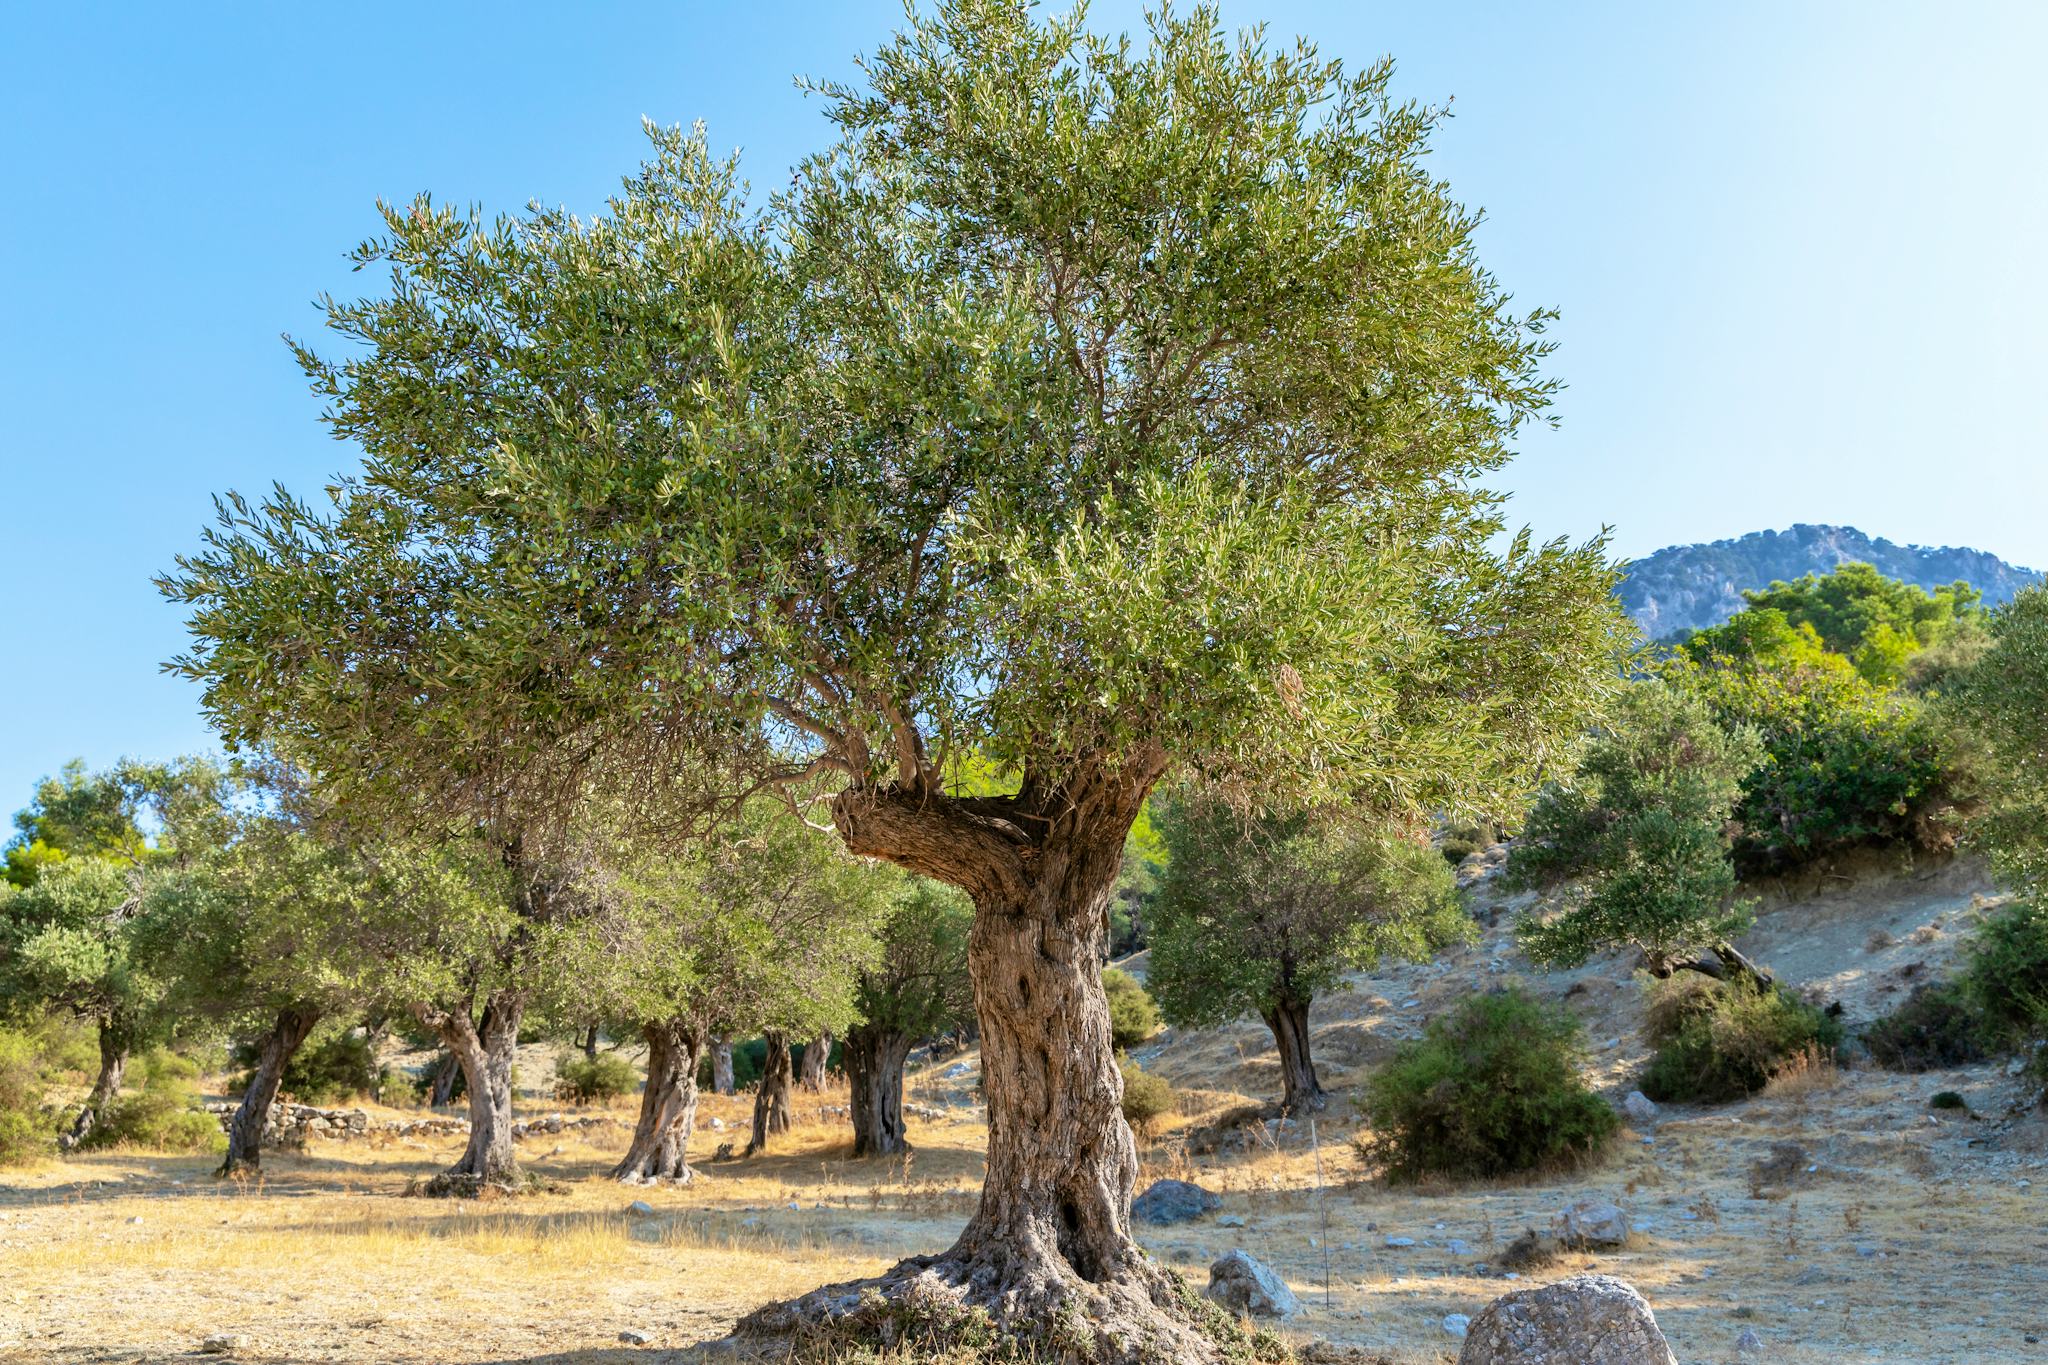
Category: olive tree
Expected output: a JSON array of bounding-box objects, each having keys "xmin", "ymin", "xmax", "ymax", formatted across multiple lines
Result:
[
  {"xmin": 1505, "ymin": 678, "xmax": 1769, "ymax": 981},
  {"xmin": 844, "ymin": 876, "xmax": 974, "ymax": 1157},
  {"xmin": 163, "ymin": 3, "xmax": 1625, "ymax": 1353},
  {"xmin": 1148, "ymin": 800, "xmax": 1470, "ymax": 1113}
]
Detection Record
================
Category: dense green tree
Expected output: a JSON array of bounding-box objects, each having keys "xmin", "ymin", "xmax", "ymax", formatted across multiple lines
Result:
[
  {"xmin": 1691, "ymin": 562, "xmax": 1987, "ymax": 689},
  {"xmin": 1507, "ymin": 680, "xmax": 1767, "ymax": 980},
  {"xmin": 842, "ymin": 877, "xmax": 974, "ymax": 1158},
  {"xmin": 162, "ymin": 4, "xmax": 1625, "ymax": 1352},
  {"xmin": 1149, "ymin": 800, "xmax": 1469, "ymax": 1112},
  {"xmin": 1951, "ymin": 585, "xmax": 2048, "ymax": 898},
  {"xmin": 0, "ymin": 759, "xmax": 232, "ymax": 1145}
]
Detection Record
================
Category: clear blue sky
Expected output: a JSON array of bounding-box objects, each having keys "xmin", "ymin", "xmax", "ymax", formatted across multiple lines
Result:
[{"xmin": 4, "ymin": 2, "xmax": 2045, "ymax": 813}]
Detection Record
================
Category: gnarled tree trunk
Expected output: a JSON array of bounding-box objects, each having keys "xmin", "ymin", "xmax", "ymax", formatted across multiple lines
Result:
[
  {"xmin": 417, "ymin": 992, "xmax": 525, "ymax": 1192},
  {"xmin": 220, "ymin": 1007, "xmax": 320, "ymax": 1176},
  {"xmin": 427, "ymin": 1050, "xmax": 461, "ymax": 1107},
  {"xmin": 709, "ymin": 1035, "xmax": 735, "ymax": 1095},
  {"xmin": 581, "ymin": 1023, "xmax": 600, "ymax": 1061},
  {"xmin": 612, "ymin": 1018, "xmax": 703, "ymax": 1183},
  {"xmin": 1262, "ymin": 994, "xmax": 1325, "ymax": 1113},
  {"xmin": 61, "ymin": 1024, "xmax": 127, "ymax": 1150},
  {"xmin": 744, "ymin": 756, "xmax": 1230, "ymax": 1360},
  {"xmin": 843, "ymin": 1023, "xmax": 913, "ymax": 1158},
  {"xmin": 796, "ymin": 1031, "xmax": 831, "ymax": 1092},
  {"xmin": 745, "ymin": 1031, "xmax": 792, "ymax": 1155}
]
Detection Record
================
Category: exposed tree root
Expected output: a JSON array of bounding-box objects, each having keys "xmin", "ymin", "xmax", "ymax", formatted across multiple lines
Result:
[{"xmin": 727, "ymin": 1247, "xmax": 1293, "ymax": 1365}]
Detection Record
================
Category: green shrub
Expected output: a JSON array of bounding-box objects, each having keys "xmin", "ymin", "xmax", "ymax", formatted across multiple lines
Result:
[
  {"xmin": 1639, "ymin": 976, "xmax": 1842, "ymax": 1103},
  {"xmin": 1358, "ymin": 988, "xmax": 1617, "ymax": 1182},
  {"xmin": 555, "ymin": 1053, "xmax": 639, "ymax": 1105},
  {"xmin": 84, "ymin": 1049, "xmax": 224, "ymax": 1155},
  {"xmin": 1118, "ymin": 1058, "xmax": 1175, "ymax": 1136},
  {"xmin": 1862, "ymin": 985, "xmax": 1988, "ymax": 1071},
  {"xmin": 0, "ymin": 1027, "xmax": 53, "ymax": 1166},
  {"xmin": 1439, "ymin": 838, "xmax": 1481, "ymax": 868},
  {"xmin": 1929, "ymin": 1090, "xmax": 1968, "ymax": 1111},
  {"xmin": 1103, "ymin": 968, "xmax": 1161, "ymax": 1051},
  {"xmin": 1956, "ymin": 900, "xmax": 2048, "ymax": 1047},
  {"xmin": 231, "ymin": 1028, "xmax": 381, "ymax": 1105}
]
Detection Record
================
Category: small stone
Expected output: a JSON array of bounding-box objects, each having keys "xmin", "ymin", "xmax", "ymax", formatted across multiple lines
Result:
[
  {"xmin": 1132, "ymin": 1178, "xmax": 1221, "ymax": 1225},
  {"xmin": 1735, "ymin": 1326, "xmax": 1764, "ymax": 1359},
  {"xmin": 626, "ymin": 1200, "xmax": 655, "ymax": 1216},
  {"xmin": 127, "ymin": 1216, "xmax": 143, "ymax": 1225},
  {"xmin": 1217, "ymin": 1213, "xmax": 1246, "ymax": 1228},
  {"xmin": 1448, "ymin": 1238, "xmax": 1475, "ymax": 1257},
  {"xmin": 199, "ymin": 1334, "xmax": 244, "ymax": 1356},
  {"xmin": 1443, "ymin": 1313, "xmax": 1471, "ymax": 1337},
  {"xmin": 1623, "ymin": 1091, "xmax": 1660, "ymax": 1125},
  {"xmin": 1853, "ymin": 1244, "xmax": 1879, "ymax": 1258},
  {"xmin": 1205, "ymin": 1250, "xmax": 1299, "ymax": 1319},
  {"xmin": 1552, "ymin": 1198, "xmax": 1630, "ymax": 1249},
  {"xmin": 619, "ymin": 1328, "xmax": 653, "ymax": 1345},
  {"xmin": 1385, "ymin": 1235, "xmax": 1416, "ymax": 1247}
]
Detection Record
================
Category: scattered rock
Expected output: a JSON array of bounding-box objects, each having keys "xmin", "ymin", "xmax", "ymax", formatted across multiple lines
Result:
[
  {"xmin": 1205, "ymin": 1250, "xmax": 1300, "ymax": 1319},
  {"xmin": 1552, "ymin": 1199, "xmax": 1630, "ymax": 1249},
  {"xmin": 1735, "ymin": 1326, "xmax": 1764, "ymax": 1359},
  {"xmin": 1385, "ymin": 1235, "xmax": 1417, "ymax": 1248},
  {"xmin": 619, "ymin": 1329, "xmax": 652, "ymax": 1345},
  {"xmin": 626, "ymin": 1200, "xmax": 655, "ymax": 1216},
  {"xmin": 1132, "ymin": 1178, "xmax": 1220, "ymax": 1225},
  {"xmin": 198, "ymin": 1334, "xmax": 244, "ymax": 1356},
  {"xmin": 1622, "ymin": 1091, "xmax": 1659, "ymax": 1125},
  {"xmin": 1217, "ymin": 1213, "xmax": 1246, "ymax": 1228},
  {"xmin": 1458, "ymin": 1274, "xmax": 1677, "ymax": 1365},
  {"xmin": 1448, "ymin": 1238, "xmax": 1476, "ymax": 1257},
  {"xmin": 1443, "ymin": 1313, "xmax": 1472, "ymax": 1338}
]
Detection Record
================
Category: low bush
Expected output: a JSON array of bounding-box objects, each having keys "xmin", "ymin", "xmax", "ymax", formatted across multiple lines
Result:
[
  {"xmin": 1640, "ymin": 975, "xmax": 1842, "ymax": 1103},
  {"xmin": 1357, "ymin": 988, "xmax": 1617, "ymax": 1182},
  {"xmin": 84, "ymin": 1049, "xmax": 223, "ymax": 1155},
  {"xmin": 1957, "ymin": 900, "xmax": 2048, "ymax": 1047},
  {"xmin": 1118, "ymin": 1058, "xmax": 1175, "ymax": 1136},
  {"xmin": 0, "ymin": 1027, "xmax": 53, "ymax": 1166},
  {"xmin": 1862, "ymin": 985, "xmax": 1988, "ymax": 1071},
  {"xmin": 1103, "ymin": 968, "xmax": 1161, "ymax": 1051},
  {"xmin": 1438, "ymin": 838, "xmax": 1481, "ymax": 868},
  {"xmin": 555, "ymin": 1053, "xmax": 638, "ymax": 1105}
]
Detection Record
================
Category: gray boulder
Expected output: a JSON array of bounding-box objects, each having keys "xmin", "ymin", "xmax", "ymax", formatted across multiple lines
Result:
[
  {"xmin": 1622, "ymin": 1091, "xmax": 1659, "ymax": 1125},
  {"xmin": 1131, "ymin": 1178, "xmax": 1220, "ymax": 1225},
  {"xmin": 1552, "ymin": 1198, "xmax": 1630, "ymax": 1248},
  {"xmin": 1458, "ymin": 1274, "xmax": 1676, "ymax": 1365},
  {"xmin": 1204, "ymin": 1250, "xmax": 1300, "ymax": 1319}
]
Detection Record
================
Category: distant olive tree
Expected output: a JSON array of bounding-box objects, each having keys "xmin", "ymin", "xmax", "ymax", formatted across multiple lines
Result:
[
  {"xmin": 843, "ymin": 877, "xmax": 974, "ymax": 1158},
  {"xmin": 1149, "ymin": 799, "xmax": 1470, "ymax": 1112},
  {"xmin": 1951, "ymin": 585, "xmax": 2048, "ymax": 897},
  {"xmin": 1506, "ymin": 679, "xmax": 1767, "ymax": 981}
]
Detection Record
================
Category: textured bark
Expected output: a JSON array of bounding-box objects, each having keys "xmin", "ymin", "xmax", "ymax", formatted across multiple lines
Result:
[
  {"xmin": 843, "ymin": 1024, "xmax": 913, "ymax": 1158},
  {"xmin": 612, "ymin": 1019, "xmax": 703, "ymax": 1183},
  {"xmin": 418, "ymin": 992, "xmax": 525, "ymax": 1191},
  {"xmin": 581, "ymin": 1024, "xmax": 600, "ymax": 1062},
  {"xmin": 709, "ymin": 1035, "xmax": 735, "ymax": 1095},
  {"xmin": 61, "ymin": 1026, "xmax": 126, "ymax": 1150},
  {"xmin": 746, "ymin": 1031, "xmax": 793, "ymax": 1155},
  {"xmin": 796, "ymin": 1031, "xmax": 831, "ymax": 1092},
  {"xmin": 219, "ymin": 1008, "xmax": 320, "ymax": 1176},
  {"xmin": 739, "ymin": 755, "xmax": 1229, "ymax": 1360},
  {"xmin": 1262, "ymin": 995, "xmax": 1325, "ymax": 1113}
]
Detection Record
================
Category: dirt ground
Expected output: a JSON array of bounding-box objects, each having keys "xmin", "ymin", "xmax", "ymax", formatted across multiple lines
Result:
[{"xmin": 3, "ymin": 854, "xmax": 2043, "ymax": 1364}]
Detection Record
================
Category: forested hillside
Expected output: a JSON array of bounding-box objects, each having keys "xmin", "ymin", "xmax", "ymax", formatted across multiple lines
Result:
[{"xmin": 1619, "ymin": 524, "xmax": 2040, "ymax": 639}]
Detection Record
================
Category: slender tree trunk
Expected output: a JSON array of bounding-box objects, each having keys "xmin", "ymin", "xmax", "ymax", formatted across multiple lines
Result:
[
  {"xmin": 612, "ymin": 1018, "xmax": 703, "ymax": 1183},
  {"xmin": 843, "ymin": 1024, "xmax": 913, "ymax": 1158},
  {"xmin": 428, "ymin": 1051, "xmax": 461, "ymax": 1107},
  {"xmin": 581, "ymin": 1023, "xmax": 600, "ymax": 1061},
  {"xmin": 746, "ymin": 1031, "xmax": 792, "ymax": 1155},
  {"xmin": 417, "ymin": 992, "xmax": 525, "ymax": 1191},
  {"xmin": 219, "ymin": 1007, "xmax": 320, "ymax": 1177},
  {"xmin": 1262, "ymin": 994, "xmax": 1325, "ymax": 1114},
  {"xmin": 709, "ymin": 1035, "xmax": 735, "ymax": 1095},
  {"xmin": 796, "ymin": 1031, "xmax": 830, "ymax": 1092},
  {"xmin": 61, "ymin": 1025, "xmax": 127, "ymax": 1150}
]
